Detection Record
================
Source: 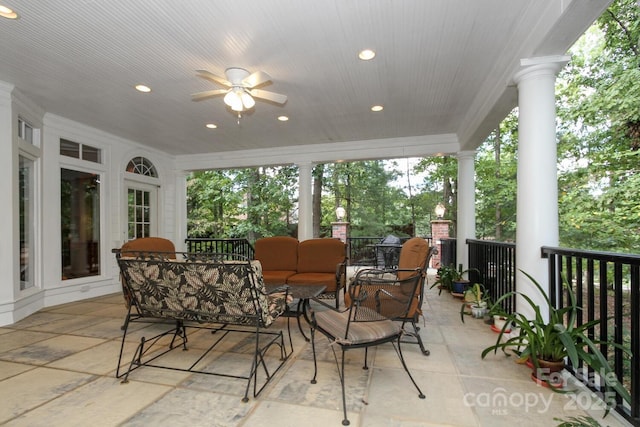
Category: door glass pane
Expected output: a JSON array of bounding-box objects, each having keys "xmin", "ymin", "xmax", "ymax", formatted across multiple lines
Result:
[
  {"xmin": 128, "ymin": 187, "xmax": 153, "ymax": 239},
  {"xmin": 61, "ymin": 168, "xmax": 101, "ymax": 280},
  {"xmin": 19, "ymin": 156, "xmax": 34, "ymax": 290}
]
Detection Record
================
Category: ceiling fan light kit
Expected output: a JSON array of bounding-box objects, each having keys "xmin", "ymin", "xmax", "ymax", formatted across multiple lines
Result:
[{"xmin": 192, "ymin": 67, "xmax": 287, "ymax": 114}]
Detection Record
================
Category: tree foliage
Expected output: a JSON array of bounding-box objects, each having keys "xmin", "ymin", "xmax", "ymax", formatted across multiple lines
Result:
[
  {"xmin": 475, "ymin": 113, "xmax": 518, "ymax": 241},
  {"xmin": 187, "ymin": 166, "xmax": 297, "ymax": 241},
  {"xmin": 321, "ymin": 161, "xmax": 414, "ymax": 237},
  {"xmin": 556, "ymin": 0, "xmax": 640, "ymax": 252}
]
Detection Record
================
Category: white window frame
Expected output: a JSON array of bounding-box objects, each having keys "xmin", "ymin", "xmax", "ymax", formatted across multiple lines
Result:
[
  {"xmin": 16, "ymin": 116, "xmax": 42, "ymax": 296},
  {"xmin": 59, "ymin": 148, "xmax": 107, "ymax": 284}
]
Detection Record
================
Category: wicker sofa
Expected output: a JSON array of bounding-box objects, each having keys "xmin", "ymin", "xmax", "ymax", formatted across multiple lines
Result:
[{"xmin": 254, "ymin": 237, "xmax": 347, "ymax": 308}]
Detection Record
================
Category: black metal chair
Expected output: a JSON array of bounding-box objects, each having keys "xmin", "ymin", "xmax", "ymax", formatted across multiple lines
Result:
[{"xmin": 308, "ymin": 256, "xmax": 426, "ymax": 425}]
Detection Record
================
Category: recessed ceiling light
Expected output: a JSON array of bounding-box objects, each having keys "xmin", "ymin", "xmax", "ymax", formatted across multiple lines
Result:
[
  {"xmin": 0, "ymin": 5, "xmax": 19, "ymax": 19},
  {"xmin": 278, "ymin": 116, "xmax": 289, "ymax": 122},
  {"xmin": 371, "ymin": 105, "xmax": 384, "ymax": 112},
  {"xmin": 135, "ymin": 84, "xmax": 151, "ymax": 93},
  {"xmin": 205, "ymin": 123, "xmax": 217, "ymax": 129},
  {"xmin": 358, "ymin": 49, "xmax": 376, "ymax": 60}
]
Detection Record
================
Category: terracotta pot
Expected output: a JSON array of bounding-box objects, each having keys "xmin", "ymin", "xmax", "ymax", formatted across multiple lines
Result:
[{"xmin": 530, "ymin": 357, "xmax": 565, "ymax": 388}]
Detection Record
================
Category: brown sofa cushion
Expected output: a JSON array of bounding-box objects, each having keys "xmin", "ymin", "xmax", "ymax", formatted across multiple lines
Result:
[
  {"xmin": 296, "ymin": 238, "xmax": 345, "ymax": 273},
  {"xmin": 262, "ymin": 270, "xmax": 297, "ymax": 285},
  {"xmin": 121, "ymin": 237, "xmax": 176, "ymax": 259},
  {"xmin": 254, "ymin": 236, "xmax": 299, "ymax": 272},
  {"xmin": 287, "ymin": 272, "xmax": 340, "ymax": 292}
]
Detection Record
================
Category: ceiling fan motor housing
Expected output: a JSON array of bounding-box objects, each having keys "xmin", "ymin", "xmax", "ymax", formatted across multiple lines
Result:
[{"xmin": 225, "ymin": 67, "xmax": 251, "ymax": 86}]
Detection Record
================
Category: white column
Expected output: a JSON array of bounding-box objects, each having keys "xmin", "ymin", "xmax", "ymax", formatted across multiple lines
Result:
[
  {"xmin": 0, "ymin": 84, "xmax": 14, "ymax": 308},
  {"xmin": 514, "ymin": 56, "xmax": 568, "ymax": 319},
  {"xmin": 456, "ymin": 150, "xmax": 476, "ymax": 272},
  {"xmin": 174, "ymin": 170, "xmax": 188, "ymax": 252},
  {"xmin": 297, "ymin": 162, "xmax": 314, "ymax": 241}
]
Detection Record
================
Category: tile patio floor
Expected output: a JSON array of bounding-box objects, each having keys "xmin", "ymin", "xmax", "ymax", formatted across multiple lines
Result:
[{"xmin": 0, "ymin": 272, "xmax": 632, "ymax": 427}]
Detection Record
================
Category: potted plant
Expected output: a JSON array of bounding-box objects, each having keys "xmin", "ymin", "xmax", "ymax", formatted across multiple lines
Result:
[
  {"xmin": 481, "ymin": 270, "xmax": 631, "ymax": 407},
  {"xmin": 430, "ymin": 264, "xmax": 458, "ymax": 294},
  {"xmin": 450, "ymin": 264, "xmax": 479, "ymax": 296},
  {"xmin": 460, "ymin": 283, "xmax": 490, "ymax": 321}
]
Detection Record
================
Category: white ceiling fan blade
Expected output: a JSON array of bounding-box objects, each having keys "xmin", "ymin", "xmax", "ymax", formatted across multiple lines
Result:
[
  {"xmin": 191, "ymin": 89, "xmax": 229, "ymax": 101},
  {"xmin": 195, "ymin": 70, "xmax": 231, "ymax": 87},
  {"xmin": 243, "ymin": 71, "xmax": 271, "ymax": 88},
  {"xmin": 249, "ymin": 89, "xmax": 287, "ymax": 104}
]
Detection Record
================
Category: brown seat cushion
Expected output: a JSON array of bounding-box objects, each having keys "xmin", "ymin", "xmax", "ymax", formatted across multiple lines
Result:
[
  {"xmin": 396, "ymin": 237, "xmax": 429, "ymax": 293},
  {"xmin": 314, "ymin": 309, "xmax": 401, "ymax": 345},
  {"xmin": 120, "ymin": 237, "xmax": 177, "ymax": 259},
  {"xmin": 254, "ymin": 236, "xmax": 299, "ymax": 273},
  {"xmin": 346, "ymin": 238, "xmax": 430, "ymax": 317},
  {"xmin": 286, "ymin": 272, "xmax": 340, "ymax": 291},
  {"xmin": 288, "ymin": 238, "xmax": 346, "ymax": 292},
  {"xmin": 262, "ymin": 270, "xmax": 297, "ymax": 285},
  {"xmin": 296, "ymin": 238, "xmax": 345, "ymax": 273}
]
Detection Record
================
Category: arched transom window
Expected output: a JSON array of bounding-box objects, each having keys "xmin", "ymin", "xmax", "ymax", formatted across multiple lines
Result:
[{"xmin": 126, "ymin": 157, "xmax": 158, "ymax": 178}]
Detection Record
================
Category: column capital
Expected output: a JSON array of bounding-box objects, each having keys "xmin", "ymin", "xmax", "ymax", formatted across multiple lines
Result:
[
  {"xmin": 514, "ymin": 55, "xmax": 570, "ymax": 85},
  {"xmin": 456, "ymin": 150, "xmax": 476, "ymax": 160}
]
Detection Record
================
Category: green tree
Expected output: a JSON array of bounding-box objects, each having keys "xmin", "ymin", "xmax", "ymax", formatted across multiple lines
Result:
[
  {"xmin": 555, "ymin": 0, "xmax": 640, "ymax": 252},
  {"xmin": 322, "ymin": 160, "xmax": 412, "ymax": 236},
  {"xmin": 413, "ymin": 155, "xmax": 458, "ymax": 228},
  {"xmin": 475, "ymin": 112, "xmax": 518, "ymax": 241},
  {"xmin": 231, "ymin": 166, "xmax": 298, "ymax": 240},
  {"xmin": 187, "ymin": 166, "xmax": 298, "ymax": 241},
  {"xmin": 187, "ymin": 170, "xmax": 241, "ymax": 237}
]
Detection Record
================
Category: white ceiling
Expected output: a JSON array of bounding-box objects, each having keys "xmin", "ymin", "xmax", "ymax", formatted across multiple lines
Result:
[{"xmin": 0, "ymin": 0, "xmax": 611, "ymax": 156}]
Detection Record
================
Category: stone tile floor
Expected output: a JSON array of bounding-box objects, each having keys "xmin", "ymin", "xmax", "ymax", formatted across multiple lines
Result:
[{"xmin": 0, "ymin": 276, "xmax": 632, "ymax": 426}]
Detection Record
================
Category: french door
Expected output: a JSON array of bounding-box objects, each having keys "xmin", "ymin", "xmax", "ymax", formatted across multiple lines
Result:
[{"xmin": 126, "ymin": 182, "xmax": 158, "ymax": 240}]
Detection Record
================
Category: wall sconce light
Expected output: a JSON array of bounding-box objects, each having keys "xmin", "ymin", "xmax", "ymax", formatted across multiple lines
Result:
[
  {"xmin": 434, "ymin": 203, "xmax": 446, "ymax": 219},
  {"xmin": 335, "ymin": 206, "xmax": 346, "ymax": 221}
]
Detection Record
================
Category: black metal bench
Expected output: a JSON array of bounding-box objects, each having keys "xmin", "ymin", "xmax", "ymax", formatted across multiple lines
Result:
[{"xmin": 113, "ymin": 250, "xmax": 291, "ymax": 401}]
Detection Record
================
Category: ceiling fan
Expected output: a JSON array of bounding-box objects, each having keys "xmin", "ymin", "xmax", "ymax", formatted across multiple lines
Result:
[{"xmin": 191, "ymin": 68, "xmax": 287, "ymax": 112}]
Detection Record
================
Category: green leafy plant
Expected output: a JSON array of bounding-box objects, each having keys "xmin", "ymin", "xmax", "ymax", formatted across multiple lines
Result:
[
  {"xmin": 481, "ymin": 270, "xmax": 631, "ymax": 409},
  {"xmin": 553, "ymin": 415, "xmax": 602, "ymax": 427},
  {"xmin": 460, "ymin": 283, "xmax": 491, "ymax": 322},
  {"xmin": 431, "ymin": 264, "xmax": 478, "ymax": 294},
  {"xmin": 430, "ymin": 264, "xmax": 458, "ymax": 293}
]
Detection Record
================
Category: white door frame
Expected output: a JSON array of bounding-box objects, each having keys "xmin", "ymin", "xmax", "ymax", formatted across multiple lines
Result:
[{"xmin": 124, "ymin": 179, "xmax": 159, "ymax": 240}]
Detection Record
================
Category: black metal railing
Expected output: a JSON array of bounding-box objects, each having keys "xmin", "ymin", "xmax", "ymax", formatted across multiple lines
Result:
[
  {"xmin": 185, "ymin": 238, "xmax": 254, "ymax": 259},
  {"xmin": 542, "ymin": 246, "xmax": 639, "ymax": 425},
  {"xmin": 185, "ymin": 236, "xmax": 435, "ymax": 267},
  {"xmin": 347, "ymin": 237, "xmax": 381, "ymax": 265},
  {"xmin": 467, "ymin": 239, "xmax": 516, "ymax": 313},
  {"xmin": 346, "ymin": 236, "xmax": 432, "ymax": 266},
  {"xmin": 439, "ymin": 237, "xmax": 457, "ymax": 268}
]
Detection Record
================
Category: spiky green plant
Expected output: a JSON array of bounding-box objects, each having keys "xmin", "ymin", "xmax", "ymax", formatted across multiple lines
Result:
[{"xmin": 481, "ymin": 270, "xmax": 631, "ymax": 410}]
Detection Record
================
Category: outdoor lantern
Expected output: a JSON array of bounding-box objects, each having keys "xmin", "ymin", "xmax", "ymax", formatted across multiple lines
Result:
[
  {"xmin": 434, "ymin": 203, "xmax": 446, "ymax": 219},
  {"xmin": 335, "ymin": 206, "xmax": 346, "ymax": 221}
]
